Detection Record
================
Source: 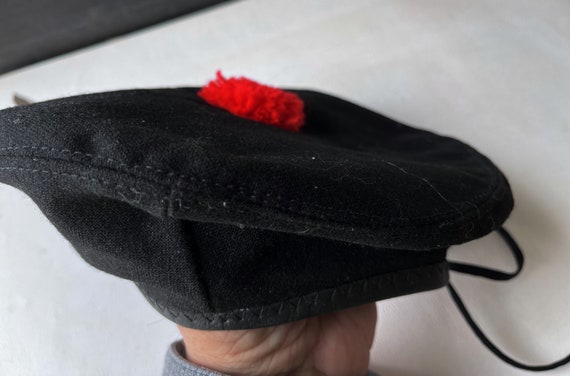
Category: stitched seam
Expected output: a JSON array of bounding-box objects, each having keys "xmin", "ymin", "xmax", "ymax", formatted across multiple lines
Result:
[
  {"xmin": 0, "ymin": 146, "xmax": 502, "ymax": 224},
  {"xmin": 0, "ymin": 163, "xmax": 506, "ymax": 234},
  {"xmin": 139, "ymin": 262, "xmax": 448, "ymax": 324},
  {"xmin": 22, "ymin": 153, "xmax": 498, "ymax": 224},
  {"xmin": 0, "ymin": 166, "xmax": 166, "ymax": 210}
]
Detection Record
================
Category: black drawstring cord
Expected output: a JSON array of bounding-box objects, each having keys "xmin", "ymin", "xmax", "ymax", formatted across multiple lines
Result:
[
  {"xmin": 449, "ymin": 227, "xmax": 524, "ymax": 281},
  {"xmin": 447, "ymin": 227, "xmax": 570, "ymax": 371}
]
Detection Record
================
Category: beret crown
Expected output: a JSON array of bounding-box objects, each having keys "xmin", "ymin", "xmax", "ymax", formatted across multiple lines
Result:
[
  {"xmin": 0, "ymin": 88, "xmax": 512, "ymax": 249},
  {"xmin": 0, "ymin": 87, "xmax": 512, "ymax": 329}
]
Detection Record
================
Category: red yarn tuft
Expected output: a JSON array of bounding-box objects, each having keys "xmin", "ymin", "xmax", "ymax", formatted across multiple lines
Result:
[{"xmin": 198, "ymin": 71, "xmax": 305, "ymax": 132}]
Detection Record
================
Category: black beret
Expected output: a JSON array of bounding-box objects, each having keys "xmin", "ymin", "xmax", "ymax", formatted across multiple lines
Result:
[{"xmin": 0, "ymin": 79, "xmax": 512, "ymax": 330}]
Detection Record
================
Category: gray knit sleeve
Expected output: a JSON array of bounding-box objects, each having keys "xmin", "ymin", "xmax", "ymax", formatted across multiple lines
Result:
[{"xmin": 163, "ymin": 340, "xmax": 380, "ymax": 376}]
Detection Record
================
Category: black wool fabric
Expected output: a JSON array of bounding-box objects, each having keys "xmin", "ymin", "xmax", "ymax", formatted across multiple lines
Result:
[{"xmin": 0, "ymin": 88, "xmax": 513, "ymax": 329}]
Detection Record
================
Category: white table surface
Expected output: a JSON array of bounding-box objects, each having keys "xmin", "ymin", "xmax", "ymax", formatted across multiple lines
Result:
[{"xmin": 0, "ymin": 1, "xmax": 569, "ymax": 375}]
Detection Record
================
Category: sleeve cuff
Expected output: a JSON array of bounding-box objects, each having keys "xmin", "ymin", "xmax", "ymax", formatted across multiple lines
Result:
[
  {"xmin": 163, "ymin": 340, "xmax": 228, "ymax": 376},
  {"xmin": 163, "ymin": 340, "xmax": 381, "ymax": 376}
]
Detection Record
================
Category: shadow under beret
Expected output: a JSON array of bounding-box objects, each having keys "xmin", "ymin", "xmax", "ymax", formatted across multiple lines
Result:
[{"xmin": 0, "ymin": 86, "xmax": 512, "ymax": 329}]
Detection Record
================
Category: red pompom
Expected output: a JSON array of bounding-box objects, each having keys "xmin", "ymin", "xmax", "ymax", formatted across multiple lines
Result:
[{"xmin": 198, "ymin": 71, "xmax": 305, "ymax": 132}]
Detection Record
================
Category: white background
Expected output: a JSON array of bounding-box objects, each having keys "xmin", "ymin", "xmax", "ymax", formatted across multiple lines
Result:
[{"xmin": 0, "ymin": 1, "xmax": 569, "ymax": 375}]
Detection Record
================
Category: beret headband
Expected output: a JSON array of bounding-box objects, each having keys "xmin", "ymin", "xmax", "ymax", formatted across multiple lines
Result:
[{"xmin": 1, "ymin": 73, "xmax": 567, "ymax": 371}]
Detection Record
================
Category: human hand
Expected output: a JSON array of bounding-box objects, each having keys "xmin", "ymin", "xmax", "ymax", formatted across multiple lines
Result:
[{"xmin": 178, "ymin": 303, "xmax": 377, "ymax": 376}]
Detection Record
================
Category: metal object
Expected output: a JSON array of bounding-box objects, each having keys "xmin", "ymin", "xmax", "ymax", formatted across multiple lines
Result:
[{"xmin": 13, "ymin": 94, "xmax": 33, "ymax": 106}]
